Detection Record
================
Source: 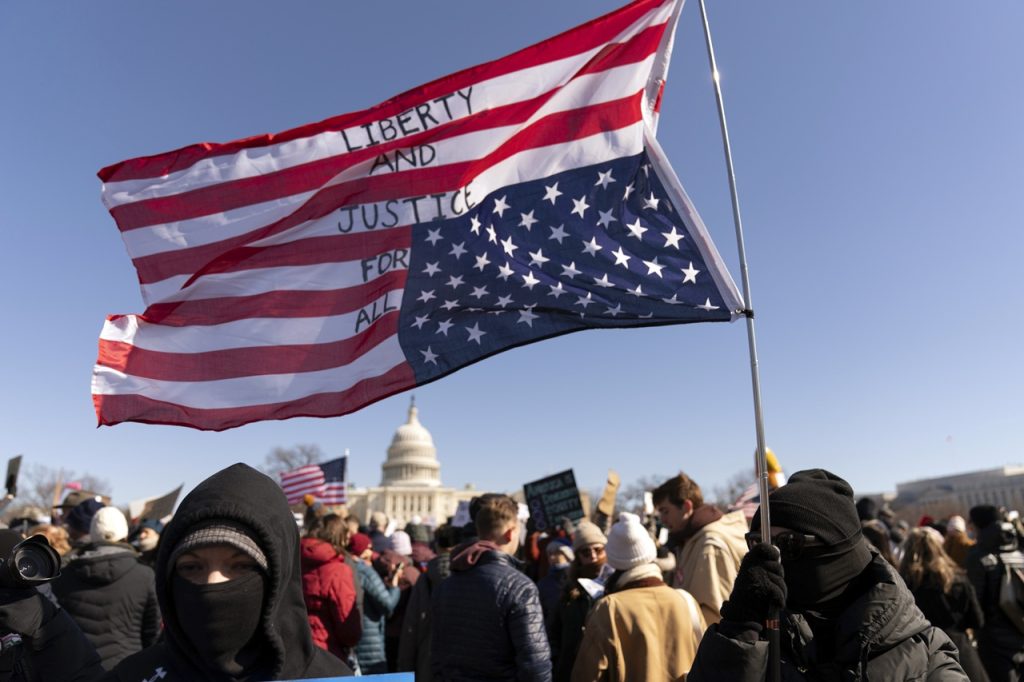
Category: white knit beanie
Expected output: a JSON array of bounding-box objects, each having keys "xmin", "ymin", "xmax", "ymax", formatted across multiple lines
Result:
[
  {"xmin": 605, "ymin": 512, "xmax": 656, "ymax": 571},
  {"xmin": 90, "ymin": 506, "xmax": 129, "ymax": 543},
  {"xmin": 389, "ymin": 530, "xmax": 413, "ymax": 557}
]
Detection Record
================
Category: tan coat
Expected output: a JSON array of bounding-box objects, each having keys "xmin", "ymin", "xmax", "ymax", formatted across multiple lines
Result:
[
  {"xmin": 571, "ymin": 564, "xmax": 703, "ymax": 682},
  {"xmin": 674, "ymin": 509, "xmax": 749, "ymax": 625}
]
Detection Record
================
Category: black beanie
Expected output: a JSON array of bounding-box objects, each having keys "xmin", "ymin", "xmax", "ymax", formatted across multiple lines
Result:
[
  {"xmin": 752, "ymin": 469, "xmax": 862, "ymax": 547},
  {"xmin": 855, "ymin": 497, "xmax": 877, "ymax": 522},
  {"xmin": 969, "ymin": 505, "xmax": 1002, "ymax": 530},
  {"xmin": 65, "ymin": 499, "xmax": 104, "ymax": 535}
]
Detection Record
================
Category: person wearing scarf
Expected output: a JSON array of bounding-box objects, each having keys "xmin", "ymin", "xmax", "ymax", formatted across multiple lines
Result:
[{"xmin": 653, "ymin": 473, "xmax": 749, "ymax": 625}]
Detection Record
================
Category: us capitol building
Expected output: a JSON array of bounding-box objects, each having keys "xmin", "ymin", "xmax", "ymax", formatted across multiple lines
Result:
[{"xmin": 344, "ymin": 400, "xmax": 478, "ymax": 526}]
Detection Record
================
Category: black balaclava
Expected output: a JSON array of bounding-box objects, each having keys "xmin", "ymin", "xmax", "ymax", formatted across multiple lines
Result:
[
  {"xmin": 168, "ymin": 520, "xmax": 271, "ymax": 679},
  {"xmin": 752, "ymin": 469, "xmax": 873, "ymax": 611},
  {"xmin": 154, "ymin": 463, "xmax": 351, "ymax": 681},
  {"xmin": 172, "ymin": 571, "xmax": 266, "ymax": 678}
]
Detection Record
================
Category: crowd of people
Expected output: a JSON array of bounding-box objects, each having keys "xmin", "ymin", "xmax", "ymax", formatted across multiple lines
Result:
[{"xmin": 0, "ymin": 462, "xmax": 1021, "ymax": 681}]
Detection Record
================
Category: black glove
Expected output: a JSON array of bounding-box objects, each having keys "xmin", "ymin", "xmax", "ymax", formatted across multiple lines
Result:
[
  {"xmin": 0, "ymin": 587, "xmax": 58, "ymax": 637},
  {"xmin": 720, "ymin": 542, "xmax": 786, "ymax": 625}
]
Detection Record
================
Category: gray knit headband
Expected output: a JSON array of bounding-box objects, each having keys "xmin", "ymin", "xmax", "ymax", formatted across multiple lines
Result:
[{"xmin": 168, "ymin": 521, "xmax": 268, "ymax": 572}]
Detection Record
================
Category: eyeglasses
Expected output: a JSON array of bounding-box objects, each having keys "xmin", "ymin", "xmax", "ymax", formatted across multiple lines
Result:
[
  {"xmin": 745, "ymin": 531, "xmax": 821, "ymax": 560},
  {"xmin": 578, "ymin": 545, "xmax": 605, "ymax": 558}
]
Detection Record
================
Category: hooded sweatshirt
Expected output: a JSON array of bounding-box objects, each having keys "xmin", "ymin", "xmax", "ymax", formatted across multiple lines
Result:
[{"xmin": 107, "ymin": 463, "xmax": 352, "ymax": 681}]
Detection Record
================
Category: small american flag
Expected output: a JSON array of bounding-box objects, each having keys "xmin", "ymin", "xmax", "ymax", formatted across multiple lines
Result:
[
  {"xmin": 280, "ymin": 456, "xmax": 347, "ymax": 506},
  {"xmin": 92, "ymin": 0, "xmax": 743, "ymax": 431}
]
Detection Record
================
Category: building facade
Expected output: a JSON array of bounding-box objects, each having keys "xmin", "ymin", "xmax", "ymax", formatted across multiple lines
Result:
[
  {"xmin": 345, "ymin": 400, "xmax": 477, "ymax": 527},
  {"xmin": 890, "ymin": 465, "xmax": 1024, "ymax": 521}
]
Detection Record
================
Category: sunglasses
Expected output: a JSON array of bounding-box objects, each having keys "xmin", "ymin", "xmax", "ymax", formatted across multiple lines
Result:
[{"xmin": 745, "ymin": 531, "xmax": 822, "ymax": 560}]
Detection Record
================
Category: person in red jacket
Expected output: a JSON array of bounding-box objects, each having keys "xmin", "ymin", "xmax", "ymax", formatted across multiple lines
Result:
[{"xmin": 300, "ymin": 514, "xmax": 362, "ymax": 667}]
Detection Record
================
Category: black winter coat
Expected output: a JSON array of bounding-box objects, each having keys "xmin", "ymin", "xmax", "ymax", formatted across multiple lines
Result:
[
  {"xmin": 911, "ymin": 575, "xmax": 989, "ymax": 682},
  {"xmin": 966, "ymin": 524, "xmax": 1024, "ymax": 658},
  {"xmin": 688, "ymin": 554, "xmax": 969, "ymax": 682},
  {"xmin": 51, "ymin": 543, "xmax": 160, "ymax": 670},
  {"xmin": 431, "ymin": 541, "xmax": 551, "ymax": 681}
]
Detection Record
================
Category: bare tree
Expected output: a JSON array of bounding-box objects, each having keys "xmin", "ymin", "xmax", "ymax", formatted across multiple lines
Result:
[
  {"xmin": 260, "ymin": 444, "xmax": 324, "ymax": 479},
  {"xmin": 1, "ymin": 462, "xmax": 111, "ymax": 522},
  {"xmin": 709, "ymin": 468, "xmax": 755, "ymax": 510}
]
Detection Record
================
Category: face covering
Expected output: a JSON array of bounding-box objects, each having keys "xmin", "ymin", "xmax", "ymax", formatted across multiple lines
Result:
[
  {"xmin": 172, "ymin": 571, "xmax": 267, "ymax": 678},
  {"xmin": 782, "ymin": 539, "xmax": 872, "ymax": 611}
]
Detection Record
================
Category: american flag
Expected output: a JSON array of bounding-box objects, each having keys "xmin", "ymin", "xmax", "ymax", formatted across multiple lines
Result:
[
  {"xmin": 280, "ymin": 457, "xmax": 347, "ymax": 506},
  {"xmin": 91, "ymin": 0, "xmax": 743, "ymax": 431}
]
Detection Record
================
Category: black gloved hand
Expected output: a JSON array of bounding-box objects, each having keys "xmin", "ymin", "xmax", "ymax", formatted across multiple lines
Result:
[
  {"xmin": 0, "ymin": 587, "xmax": 57, "ymax": 638},
  {"xmin": 720, "ymin": 542, "xmax": 786, "ymax": 625}
]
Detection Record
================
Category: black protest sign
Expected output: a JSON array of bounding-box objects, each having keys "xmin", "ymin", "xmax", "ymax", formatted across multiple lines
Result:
[
  {"xmin": 523, "ymin": 469, "xmax": 584, "ymax": 532},
  {"xmin": 5, "ymin": 456, "xmax": 22, "ymax": 496}
]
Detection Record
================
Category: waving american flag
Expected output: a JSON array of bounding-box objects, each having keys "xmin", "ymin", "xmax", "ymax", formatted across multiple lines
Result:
[{"xmin": 92, "ymin": 0, "xmax": 743, "ymax": 431}]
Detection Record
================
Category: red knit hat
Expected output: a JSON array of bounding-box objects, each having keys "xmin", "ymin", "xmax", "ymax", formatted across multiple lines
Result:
[{"xmin": 347, "ymin": 532, "xmax": 372, "ymax": 556}]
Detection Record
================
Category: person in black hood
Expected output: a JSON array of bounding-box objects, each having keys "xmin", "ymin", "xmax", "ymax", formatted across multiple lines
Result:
[
  {"xmin": 689, "ymin": 469, "xmax": 969, "ymax": 681},
  {"xmin": 0, "ymin": 463, "xmax": 353, "ymax": 682}
]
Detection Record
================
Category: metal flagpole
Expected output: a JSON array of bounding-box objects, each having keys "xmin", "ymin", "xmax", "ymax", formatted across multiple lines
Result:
[{"xmin": 696, "ymin": 1, "xmax": 780, "ymax": 680}]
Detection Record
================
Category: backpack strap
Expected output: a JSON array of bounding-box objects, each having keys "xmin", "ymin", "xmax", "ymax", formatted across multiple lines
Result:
[{"xmin": 676, "ymin": 588, "xmax": 706, "ymax": 642}]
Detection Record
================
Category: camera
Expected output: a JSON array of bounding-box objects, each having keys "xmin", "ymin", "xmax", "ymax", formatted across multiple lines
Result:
[{"xmin": 0, "ymin": 533, "xmax": 61, "ymax": 589}]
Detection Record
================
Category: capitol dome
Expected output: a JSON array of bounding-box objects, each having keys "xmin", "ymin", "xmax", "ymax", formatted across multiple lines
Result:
[{"xmin": 381, "ymin": 398, "xmax": 442, "ymax": 487}]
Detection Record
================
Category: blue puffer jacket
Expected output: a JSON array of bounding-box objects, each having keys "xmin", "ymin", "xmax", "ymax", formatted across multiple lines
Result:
[
  {"xmin": 431, "ymin": 541, "xmax": 551, "ymax": 681},
  {"xmin": 352, "ymin": 559, "xmax": 400, "ymax": 675}
]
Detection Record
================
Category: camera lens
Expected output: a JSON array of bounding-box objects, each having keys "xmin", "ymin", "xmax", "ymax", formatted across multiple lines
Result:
[{"xmin": 14, "ymin": 546, "xmax": 54, "ymax": 580}]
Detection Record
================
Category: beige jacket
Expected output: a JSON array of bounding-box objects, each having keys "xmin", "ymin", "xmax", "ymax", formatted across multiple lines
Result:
[
  {"xmin": 673, "ymin": 509, "xmax": 749, "ymax": 625},
  {"xmin": 571, "ymin": 564, "xmax": 703, "ymax": 682}
]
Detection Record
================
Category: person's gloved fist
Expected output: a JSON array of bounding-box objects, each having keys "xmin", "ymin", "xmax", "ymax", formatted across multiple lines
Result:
[
  {"xmin": 0, "ymin": 587, "xmax": 58, "ymax": 638},
  {"xmin": 719, "ymin": 542, "xmax": 786, "ymax": 625}
]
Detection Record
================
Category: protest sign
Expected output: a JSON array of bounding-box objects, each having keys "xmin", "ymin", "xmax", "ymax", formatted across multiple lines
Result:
[
  {"xmin": 523, "ymin": 469, "xmax": 583, "ymax": 531},
  {"xmin": 128, "ymin": 484, "xmax": 182, "ymax": 523},
  {"xmin": 452, "ymin": 500, "xmax": 471, "ymax": 528},
  {"xmin": 5, "ymin": 456, "xmax": 21, "ymax": 497}
]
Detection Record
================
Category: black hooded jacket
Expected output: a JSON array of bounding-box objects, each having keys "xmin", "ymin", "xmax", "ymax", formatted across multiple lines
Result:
[
  {"xmin": 688, "ymin": 554, "xmax": 968, "ymax": 681},
  {"xmin": 51, "ymin": 543, "xmax": 160, "ymax": 669},
  {"xmin": 104, "ymin": 463, "xmax": 352, "ymax": 681}
]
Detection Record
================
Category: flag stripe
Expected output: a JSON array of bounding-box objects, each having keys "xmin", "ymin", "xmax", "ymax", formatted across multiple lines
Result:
[
  {"xmin": 282, "ymin": 475, "xmax": 324, "ymax": 493},
  {"xmin": 97, "ymin": 311, "xmax": 400, "ymax": 381},
  {"xmin": 141, "ymin": 270, "xmax": 408, "ymax": 326},
  {"xmin": 133, "ymin": 222, "xmax": 413, "ymax": 286},
  {"xmin": 108, "ymin": 28, "xmax": 664, "ymax": 233},
  {"xmin": 99, "ymin": 0, "xmax": 670, "ymax": 185},
  {"xmin": 93, "ymin": 334, "xmax": 408, "ymax": 409},
  {"xmin": 94, "ymin": 362, "xmax": 415, "ymax": 431},
  {"xmin": 101, "ymin": 291, "xmax": 403, "ymax": 352},
  {"xmin": 144, "ymin": 255, "xmax": 411, "ymax": 307},
  {"xmin": 281, "ymin": 467, "xmax": 323, "ymax": 483}
]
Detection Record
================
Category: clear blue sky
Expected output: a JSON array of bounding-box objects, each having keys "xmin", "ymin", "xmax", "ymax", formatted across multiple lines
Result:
[{"xmin": 2, "ymin": 1, "xmax": 1021, "ymax": 508}]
